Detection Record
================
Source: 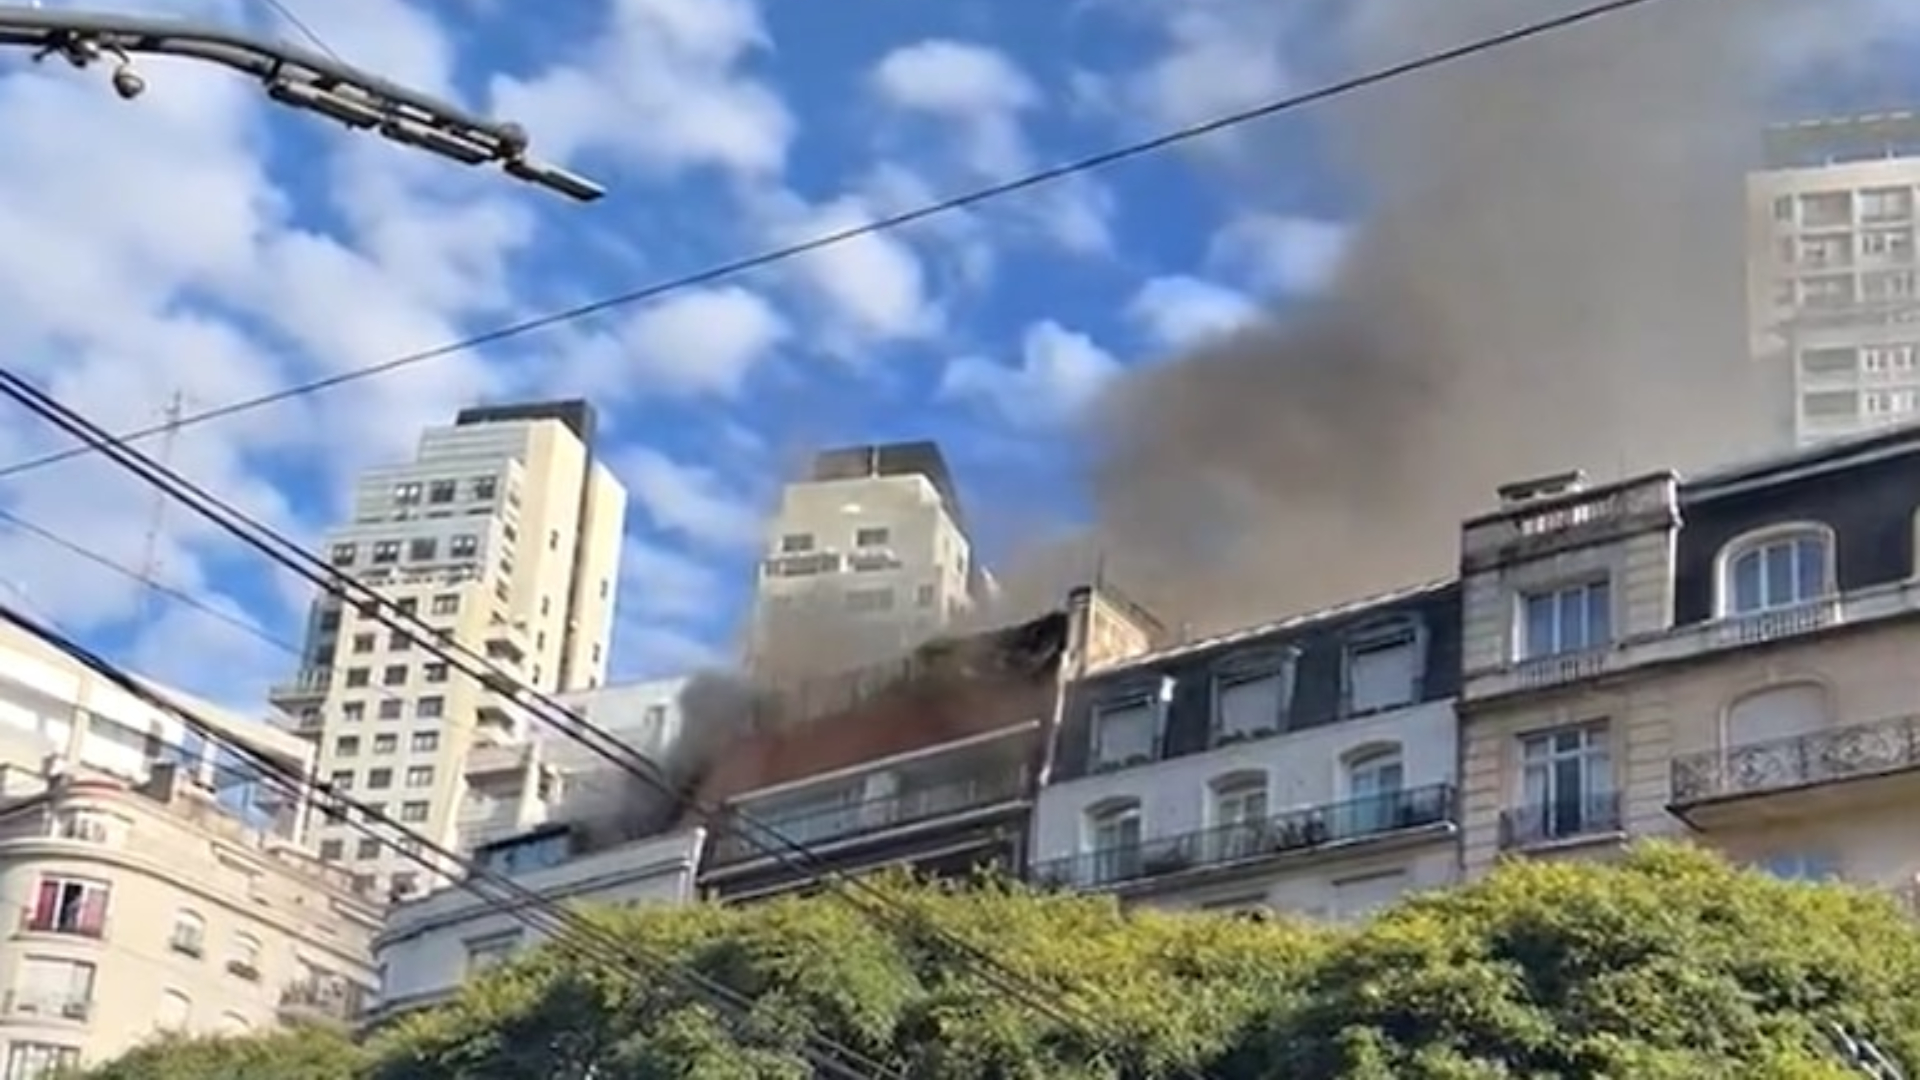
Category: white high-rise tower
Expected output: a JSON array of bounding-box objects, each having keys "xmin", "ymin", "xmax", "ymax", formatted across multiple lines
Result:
[{"xmin": 270, "ymin": 401, "xmax": 626, "ymax": 898}]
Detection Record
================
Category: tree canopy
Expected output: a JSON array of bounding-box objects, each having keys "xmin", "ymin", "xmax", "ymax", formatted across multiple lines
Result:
[{"xmin": 77, "ymin": 843, "xmax": 1920, "ymax": 1079}]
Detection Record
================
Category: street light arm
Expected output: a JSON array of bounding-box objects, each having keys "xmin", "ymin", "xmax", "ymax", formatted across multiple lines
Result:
[{"xmin": 0, "ymin": 5, "xmax": 602, "ymax": 202}]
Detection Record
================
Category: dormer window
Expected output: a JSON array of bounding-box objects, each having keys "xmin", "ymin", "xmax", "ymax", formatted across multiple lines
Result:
[
  {"xmin": 1721, "ymin": 527, "xmax": 1833, "ymax": 615},
  {"xmin": 1519, "ymin": 579, "xmax": 1612, "ymax": 660},
  {"xmin": 1090, "ymin": 684, "xmax": 1167, "ymax": 771},
  {"xmin": 1343, "ymin": 621, "xmax": 1421, "ymax": 716},
  {"xmin": 1211, "ymin": 651, "xmax": 1293, "ymax": 745}
]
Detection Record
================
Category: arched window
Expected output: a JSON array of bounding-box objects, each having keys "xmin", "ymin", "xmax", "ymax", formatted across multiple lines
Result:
[
  {"xmin": 1726, "ymin": 683, "xmax": 1828, "ymax": 749},
  {"xmin": 169, "ymin": 910, "xmax": 205, "ymax": 958},
  {"xmin": 1209, "ymin": 772, "xmax": 1269, "ymax": 861},
  {"xmin": 1720, "ymin": 527, "xmax": 1833, "ymax": 615},
  {"xmin": 1083, "ymin": 799, "xmax": 1143, "ymax": 885},
  {"xmin": 156, "ymin": 990, "xmax": 191, "ymax": 1030},
  {"xmin": 1343, "ymin": 745, "xmax": 1405, "ymax": 836},
  {"xmin": 228, "ymin": 933, "xmax": 262, "ymax": 981}
]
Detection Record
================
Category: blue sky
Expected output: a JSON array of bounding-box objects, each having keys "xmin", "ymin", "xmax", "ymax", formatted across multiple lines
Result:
[{"xmin": 0, "ymin": 0, "xmax": 1910, "ymax": 713}]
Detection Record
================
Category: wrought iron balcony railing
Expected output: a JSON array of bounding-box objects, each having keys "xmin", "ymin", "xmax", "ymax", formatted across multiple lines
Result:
[
  {"xmin": 1497, "ymin": 790, "xmax": 1624, "ymax": 849},
  {"xmin": 1030, "ymin": 783, "xmax": 1456, "ymax": 891},
  {"xmin": 279, "ymin": 976, "xmax": 364, "ymax": 1022},
  {"xmin": 1670, "ymin": 714, "xmax": 1920, "ymax": 805},
  {"xmin": 710, "ymin": 766, "xmax": 1030, "ymax": 865}
]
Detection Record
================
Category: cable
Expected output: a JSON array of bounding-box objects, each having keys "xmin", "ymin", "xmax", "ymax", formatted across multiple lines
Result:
[
  {"xmin": 0, "ymin": 369, "xmax": 1224, "ymax": 1079},
  {"xmin": 255, "ymin": 0, "xmax": 342, "ymax": 63},
  {"xmin": 0, "ymin": 599, "xmax": 905, "ymax": 1080},
  {"xmin": 0, "ymin": 0, "xmax": 1671, "ymax": 486}
]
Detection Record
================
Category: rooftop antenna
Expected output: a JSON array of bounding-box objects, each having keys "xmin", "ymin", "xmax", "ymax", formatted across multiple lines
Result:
[{"xmin": 134, "ymin": 390, "xmax": 185, "ymax": 631}]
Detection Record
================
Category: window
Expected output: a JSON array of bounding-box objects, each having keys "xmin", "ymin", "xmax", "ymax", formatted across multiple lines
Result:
[
  {"xmin": 450, "ymin": 534, "xmax": 479, "ymax": 558},
  {"xmin": 382, "ymin": 665, "xmax": 408, "ymax": 687},
  {"xmin": 423, "ymin": 662, "xmax": 450, "ymax": 684},
  {"xmin": 465, "ymin": 931, "xmax": 522, "ymax": 974},
  {"xmin": 13, "ymin": 957, "xmax": 95, "ymax": 1020},
  {"xmin": 1723, "ymin": 529, "xmax": 1832, "ymax": 614},
  {"xmin": 24, "ymin": 877, "xmax": 108, "ymax": 937},
  {"xmin": 350, "ymin": 633, "xmax": 376, "ymax": 654},
  {"xmin": 319, "ymin": 839, "xmax": 344, "ymax": 861},
  {"xmin": 1726, "ymin": 683, "xmax": 1827, "ymax": 748},
  {"xmin": 334, "ymin": 735, "xmax": 360, "ymax": 758},
  {"xmin": 430, "ymin": 594, "xmax": 459, "ymax": 616},
  {"xmin": 845, "ymin": 587, "xmax": 894, "ymax": 614},
  {"xmin": 1520, "ymin": 579, "xmax": 1612, "ymax": 659},
  {"xmin": 428, "ymin": 479, "xmax": 458, "ymax": 504},
  {"xmin": 169, "ymin": 911, "xmax": 205, "ymax": 957},
  {"xmin": 1759, "ymin": 851, "xmax": 1841, "ymax": 882},
  {"xmin": 228, "ymin": 934, "xmax": 262, "ymax": 980},
  {"xmin": 1343, "ymin": 622, "xmax": 1420, "ymax": 714},
  {"xmin": 393, "ymin": 482, "xmax": 422, "ymax": 505},
  {"xmin": 388, "ymin": 631, "xmax": 413, "ymax": 652},
  {"xmin": 356, "ymin": 838, "xmax": 381, "ymax": 860},
  {"xmin": 1210, "ymin": 775, "xmax": 1268, "ymax": 861},
  {"xmin": 408, "ymin": 537, "xmax": 438, "ymax": 562},
  {"xmin": 340, "ymin": 702, "xmax": 365, "ymax": 722},
  {"xmin": 779, "ymin": 533, "xmax": 814, "ymax": 554},
  {"xmin": 410, "ymin": 731, "xmax": 440, "ymax": 754},
  {"xmin": 854, "ymin": 526, "xmax": 890, "ymax": 547},
  {"xmin": 1515, "ymin": 723, "xmax": 1613, "ymax": 843},
  {"xmin": 156, "ymin": 989, "xmax": 191, "ymax": 1029},
  {"xmin": 1861, "ymin": 186, "xmax": 1913, "ymax": 222},
  {"xmin": 1086, "ymin": 801, "xmax": 1143, "ymax": 884},
  {"xmin": 372, "ymin": 733, "xmax": 397, "ymax": 754},
  {"xmin": 471, "ymin": 476, "xmax": 497, "ymax": 500},
  {"xmin": 4, "ymin": 1042, "xmax": 79, "ymax": 1079},
  {"xmin": 415, "ymin": 696, "xmax": 445, "ymax": 720},
  {"xmin": 1211, "ymin": 660, "xmax": 1290, "ymax": 743},
  {"xmin": 643, "ymin": 704, "xmax": 668, "ymax": 726},
  {"xmin": 371, "ymin": 540, "xmax": 401, "ymax": 565},
  {"xmin": 329, "ymin": 770, "xmax": 354, "ymax": 790},
  {"xmin": 1345, "ymin": 747, "xmax": 1405, "ymax": 835},
  {"xmin": 1090, "ymin": 692, "xmax": 1161, "ymax": 769},
  {"xmin": 394, "ymin": 597, "xmax": 418, "ymax": 616},
  {"xmin": 916, "ymin": 583, "xmax": 937, "ymax": 608},
  {"xmin": 400, "ymin": 801, "xmax": 430, "ymax": 823},
  {"xmin": 366, "ymin": 768, "xmax": 393, "ymax": 790},
  {"xmin": 1862, "ymin": 228, "xmax": 1914, "ymax": 260},
  {"xmin": 328, "ymin": 543, "xmax": 356, "ymax": 567},
  {"xmin": 406, "ymin": 766, "xmax": 435, "ymax": 789},
  {"xmin": 378, "ymin": 699, "xmax": 405, "ymax": 720},
  {"xmin": 344, "ymin": 667, "xmax": 370, "ymax": 688}
]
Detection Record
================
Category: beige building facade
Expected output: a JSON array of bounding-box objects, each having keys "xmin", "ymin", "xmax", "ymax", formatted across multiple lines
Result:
[
  {"xmin": 0, "ymin": 767, "xmax": 380, "ymax": 1076},
  {"xmin": 271, "ymin": 401, "xmax": 626, "ymax": 899},
  {"xmin": 1456, "ymin": 439, "xmax": 1920, "ymax": 906}
]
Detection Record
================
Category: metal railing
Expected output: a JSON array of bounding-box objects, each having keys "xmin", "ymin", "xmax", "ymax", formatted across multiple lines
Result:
[
  {"xmin": 2, "ymin": 991, "xmax": 89, "ymax": 1021},
  {"xmin": 279, "ymin": 977, "xmax": 364, "ymax": 1022},
  {"xmin": 1670, "ymin": 715, "xmax": 1920, "ymax": 805},
  {"xmin": 710, "ymin": 766, "xmax": 1030, "ymax": 864},
  {"xmin": 1498, "ymin": 790, "xmax": 1623, "ymax": 849},
  {"xmin": 1030, "ymin": 783, "xmax": 1457, "ymax": 891}
]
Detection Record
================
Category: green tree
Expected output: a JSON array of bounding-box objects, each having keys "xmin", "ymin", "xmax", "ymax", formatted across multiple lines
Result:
[
  {"xmin": 68, "ymin": 1026, "xmax": 369, "ymax": 1080},
  {"xmin": 1241, "ymin": 842, "xmax": 1920, "ymax": 1079}
]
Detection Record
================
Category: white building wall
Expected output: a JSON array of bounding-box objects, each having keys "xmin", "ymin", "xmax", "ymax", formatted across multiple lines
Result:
[{"xmin": 371, "ymin": 827, "xmax": 704, "ymax": 1017}]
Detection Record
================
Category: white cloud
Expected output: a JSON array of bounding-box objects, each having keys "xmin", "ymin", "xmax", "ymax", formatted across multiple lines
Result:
[
  {"xmin": 620, "ymin": 286, "xmax": 790, "ymax": 397},
  {"xmin": 488, "ymin": 0, "xmax": 793, "ymax": 178},
  {"xmin": 1206, "ymin": 213, "xmax": 1352, "ymax": 297},
  {"xmin": 614, "ymin": 447, "xmax": 764, "ymax": 549},
  {"xmin": 764, "ymin": 193, "xmax": 940, "ymax": 351},
  {"xmin": 1122, "ymin": 0, "xmax": 1298, "ymax": 136},
  {"xmin": 940, "ymin": 320, "xmax": 1123, "ymax": 429},
  {"xmin": 1127, "ymin": 275, "xmax": 1260, "ymax": 349},
  {"xmin": 871, "ymin": 39, "xmax": 1037, "ymax": 178},
  {"xmin": 617, "ymin": 536, "xmax": 725, "ymax": 620}
]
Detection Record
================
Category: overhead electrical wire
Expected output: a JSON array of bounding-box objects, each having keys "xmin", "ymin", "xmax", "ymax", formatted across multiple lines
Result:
[
  {"xmin": 0, "ymin": 367, "xmax": 1222, "ymax": 1079},
  {"xmin": 0, "ymin": 600, "xmax": 906, "ymax": 1080},
  {"xmin": 0, "ymin": 0, "xmax": 1670, "ymax": 486}
]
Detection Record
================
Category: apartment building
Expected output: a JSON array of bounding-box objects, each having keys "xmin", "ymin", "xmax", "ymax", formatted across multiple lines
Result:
[
  {"xmin": 369, "ymin": 823, "xmax": 703, "ymax": 1023},
  {"xmin": 1455, "ymin": 434, "xmax": 1920, "ymax": 902},
  {"xmin": 700, "ymin": 586, "xmax": 1158, "ymax": 902},
  {"xmin": 1747, "ymin": 112, "xmax": 1920, "ymax": 446},
  {"xmin": 269, "ymin": 400, "xmax": 626, "ymax": 898},
  {"xmin": 747, "ymin": 442, "xmax": 990, "ymax": 678},
  {"xmin": 1028, "ymin": 584, "xmax": 1461, "ymax": 920},
  {"xmin": 0, "ymin": 766, "xmax": 381, "ymax": 1076}
]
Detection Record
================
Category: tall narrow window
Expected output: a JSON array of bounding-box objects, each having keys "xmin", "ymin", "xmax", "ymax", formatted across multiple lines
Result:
[
  {"xmin": 1520, "ymin": 580, "xmax": 1612, "ymax": 659},
  {"xmin": 1210, "ymin": 776, "xmax": 1269, "ymax": 861},
  {"xmin": 1514, "ymin": 723, "xmax": 1613, "ymax": 844},
  {"xmin": 1090, "ymin": 695, "xmax": 1160, "ymax": 770},
  {"xmin": 1212, "ymin": 654, "xmax": 1291, "ymax": 743},
  {"xmin": 1086, "ymin": 801, "xmax": 1144, "ymax": 885},
  {"xmin": 1344, "ymin": 623, "xmax": 1420, "ymax": 714},
  {"xmin": 1344, "ymin": 748, "xmax": 1405, "ymax": 836}
]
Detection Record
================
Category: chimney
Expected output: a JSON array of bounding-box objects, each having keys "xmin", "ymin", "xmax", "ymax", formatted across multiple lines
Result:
[{"xmin": 1496, "ymin": 469, "xmax": 1587, "ymax": 508}]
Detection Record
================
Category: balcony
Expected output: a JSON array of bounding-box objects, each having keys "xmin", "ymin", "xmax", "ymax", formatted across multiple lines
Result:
[
  {"xmin": 267, "ymin": 667, "xmax": 331, "ymax": 705},
  {"xmin": 710, "ymin": 767, "xmax": 1030, "ymax": 866},
  {"xmin": 483, "ymin": 618, "xmax": 529, "ymax": 665},
  {"xmin": 1498, "ymin": 791, "xmax": 1625, "ymax": 851},
  {"xmin": 1460, "ymin": 476, "xmax": 1676, "ymax": 572},
  {"xmin": 278, "ymin": 976, "xmax": 364, "ymax": 1025},
  {"xmin": 1669, "ymin": 715, "xmax": 1920, "ymax": 828},
  {"xmin": 2, "ymin": 992, "xmax": 90, "ymax": 1022},
  {"xmin": 1031, "ymin": 783, "xmax": 1457, "ymax": 893}
]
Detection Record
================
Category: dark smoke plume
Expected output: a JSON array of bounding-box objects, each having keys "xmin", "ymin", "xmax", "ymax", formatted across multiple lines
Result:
[{"xmin": 1046, "ymin": 0, "xmax": 1898, "ymax": 633}]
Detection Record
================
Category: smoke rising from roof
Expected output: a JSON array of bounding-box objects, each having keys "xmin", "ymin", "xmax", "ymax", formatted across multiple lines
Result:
[{"xmin": 1028, "ymin": 0, "xmax": 1887, "ymax": 633}]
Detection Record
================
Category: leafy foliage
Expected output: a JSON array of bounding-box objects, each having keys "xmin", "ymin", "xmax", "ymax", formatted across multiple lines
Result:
[{"xmin": 73, "ymin": 844, "xmax": 1920, "ymax": 1080}]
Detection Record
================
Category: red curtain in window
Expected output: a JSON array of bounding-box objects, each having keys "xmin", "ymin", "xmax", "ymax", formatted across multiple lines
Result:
[{"xmin": 25, "ymin": 878, "xmax": 58, "ymax": 930}]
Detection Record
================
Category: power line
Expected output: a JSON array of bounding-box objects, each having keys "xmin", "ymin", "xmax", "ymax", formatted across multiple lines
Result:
[
  {"xmin": 0, "ymin": 367, "xmax": 1230, "ymax": 1079},
  {"xmin": 0, "ymin": 0, "xmax": 1670, "ymax": 487},
  {"xmin": 255, "ymin": 0, "xmax": 343, "ymax": 64},
  {"xmin": 0, "ymin": 600, "xmax": 905, "ymax": 1080}
]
